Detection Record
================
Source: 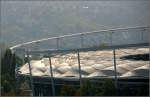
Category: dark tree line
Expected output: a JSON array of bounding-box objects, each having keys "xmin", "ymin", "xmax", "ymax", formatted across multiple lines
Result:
[
  {"xmin": 1, "ymin": 49, "xmax": 23, "ymax": 96},
  {"xmin": 58, "ymin": 79, "xmax": 149, "ymax": 96},
  {"xmin": 59, "ymin": 79, "xmax": 116, "ymax": 96}
]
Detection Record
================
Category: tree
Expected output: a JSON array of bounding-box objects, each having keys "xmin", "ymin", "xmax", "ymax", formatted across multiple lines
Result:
[
  {"xmin": 101, "ymin": 79, "xmax": 116, "ymax": 96},
  {"xmin": 1, "ymin": 49, "xmax": 22, "ymax": 95},
  {"xmin": 76, "ymin": 79, "xmax": 101, "ymax": 96},
  {"xmin": 59, "ymin": 85, "xmax": 76, "ymax": 96}
]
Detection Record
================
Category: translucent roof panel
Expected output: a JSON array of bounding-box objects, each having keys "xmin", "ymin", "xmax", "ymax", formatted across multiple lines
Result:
[
  {"xmin": 32, "ymin": 68, "xmax": 45, "ymax": 76},
  {"xmin": 121, "ymin": 69, "xmax": 149, "ymax": 77},
  {"xmin": 118, "ymin": 64, "xmax": 137, "ymax": 71},
  {"xmin": 57, "ymin": 66, "xmax": 72, "ymax": 73},
  {"xmin": 88, "ymin": 71, "xmax": 107, "ymax": 77},
  {"xmin": 62, "ymin": 71, "xmax": 79, "ymax": 77},
  {"xmin": 30, "ymin": 60, "xmax": 46, "ymax": 69},
  {"xmin": 101, "ymin": 70, "xmax": 121, "ymax": 76},
  {"xmin": 92, "ymin": 64, "xmax": 107, "ymax": 70},
  {"xmin": 19, "ymin": 63, "xmax": 29, "ymax": 74},
  {"xmin": 104, "ymin": 66, "xmax": 128, "ymax": 74},
  {"xmin": 81, "ymin": 66, "xmax": 96, "ymax": 74},
  {"xmin": 44, "ymin": 71, "xmax": 61, "ymax": 77},
  {"xmin": 18, "ymin": 48, "xmax": 149, "ymax": 79}
]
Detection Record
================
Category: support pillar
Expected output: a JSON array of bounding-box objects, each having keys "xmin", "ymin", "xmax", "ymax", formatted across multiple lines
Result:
[
  {"xmin": 48, "ymin": 57, "xmax": 55, "ymax": 96},
  {"xmin": 113, "ymin": 49, "xmax": 118, "ymax": 95},
  {"xmin": 27, "ymin": 51, "xmax": 35, "ymax": 96},
  {"xmin": 77, "ymin": 50, "xmax": 82, "ymax": 87}
]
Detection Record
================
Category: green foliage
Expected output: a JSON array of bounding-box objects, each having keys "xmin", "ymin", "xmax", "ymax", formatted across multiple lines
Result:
[
  {"xmin": 99, "ymin": 42, "xmax": 107, "ymax": 48},
  {"xmin": 59, "ymin": 85, "xmax": 76, "ymax": 96},
  {"xmin": 18, "ymin": 81, "xmax": 31, "ymax": 96},
  {"xmin": 121, "ymin": 83, "xmax": 130, "ymax": 96},
  {"xmin": 101, "ymin": 79, "xmax": 116, "ymax": 96},
  {"xmin": 1, "ymin": 48, "xmax": 23, "ymax": 96},
  {"xmin": 1, "ymin": 49, "xmax": 12, "ymax": 75},
  {"xmin": 79, "ymin": 80, "xmax": 99, "ymax": 96},
  {"xmin": 1, "ymin": 49, "xmax": 16, "ymax": 95},
  {"xmin": 58, "ymin": 79, "xmax": 116, "ymax": 96},
  {"xmin": 136, "ymin": 85, "xmax": 149, "ymax": 96},
  {"xmin": 121, "ymin": 84, "xmax": 149, "ymax": 96},
  {"xmin": 59, "ymin": 80, "xmax": 102, "ymax": 96}
]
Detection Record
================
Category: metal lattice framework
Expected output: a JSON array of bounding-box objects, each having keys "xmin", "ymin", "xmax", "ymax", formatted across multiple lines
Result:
[{"xmin": 10, "ymin": 26, "xmax": 150, "ymax": 96}]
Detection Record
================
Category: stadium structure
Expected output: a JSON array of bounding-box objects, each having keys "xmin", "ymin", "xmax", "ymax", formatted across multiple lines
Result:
[{"xmin": 10, "ymin": 26, "xmax": 150, "ymax": 96}]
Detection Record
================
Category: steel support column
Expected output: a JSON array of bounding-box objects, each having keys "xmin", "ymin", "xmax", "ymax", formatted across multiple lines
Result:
[
  {"xmin": 113, "ymin": 49, "xmax": 118, "ymax": 95},
  {"xmin": 48, "ymin": 57, "xmax": 55, "ymax": 96},
  {"xmin": 148, "ymin": 27, "xmax": 150, "ymax": 96},
  {"xmin": 77, "ymin": 50, "xmax": 82, "ymax": 86},
  {"xmin": 27, "ymin": 51, "xmax": 35, "ymax": 96}
]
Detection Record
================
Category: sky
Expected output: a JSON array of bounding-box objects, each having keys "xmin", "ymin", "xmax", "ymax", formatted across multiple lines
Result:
[{"xmin": 1, "ymin": 0, "xmax": 150, "ymax": 46}]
